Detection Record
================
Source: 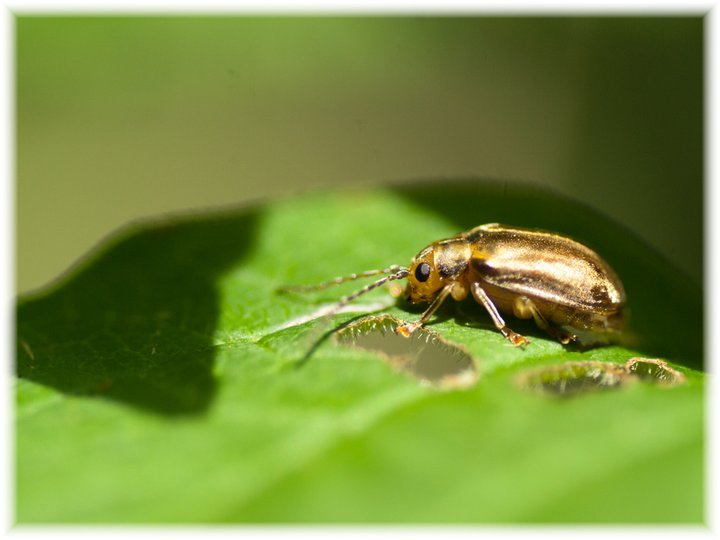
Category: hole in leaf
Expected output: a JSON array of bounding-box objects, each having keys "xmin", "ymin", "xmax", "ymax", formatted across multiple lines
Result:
[
  {"xmin": 517, "ymin": 361, "xmax": 628, "ymax": 396},
  {"xmin": 624, "ymin": 357, "xmax": 686, "ymax": 385},
  {"xmin": 336, "ymin": 314, "xmax": 477, "ymax": 389},
  {"xmin": 517, "ymin": 357, "xmax": 686, "ymax": 396}
]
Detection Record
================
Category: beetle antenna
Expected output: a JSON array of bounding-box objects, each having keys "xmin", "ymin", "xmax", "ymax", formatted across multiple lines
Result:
[
  {"xmin": 278, "ymin": 265, "xmax": 405, "ymax": 294},
  {"xmin": 291, "ymin": 267, "xmax": 408, "ymax": 368},
  {"xmin": 321, "ymin": 267, "xmax": 409, "ymax": 319}
]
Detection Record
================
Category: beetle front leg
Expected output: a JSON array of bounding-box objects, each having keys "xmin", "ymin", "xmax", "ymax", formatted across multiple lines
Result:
[
  {"xmin": 396, "ymin": 284, "xmax": 453, "ymax": 337},
  {"xmin": 471, "ymin": 283, "xmax": 529, "ymax": 346}
]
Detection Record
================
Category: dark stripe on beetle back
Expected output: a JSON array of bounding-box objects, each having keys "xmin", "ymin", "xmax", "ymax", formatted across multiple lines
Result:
[
  {"xmin": 471, "ymin": 259, "xmax": 536, "ymax": 289},
  {"xmin": 471, "ymin": 259, "xmax": 501, "ymax": 278}
]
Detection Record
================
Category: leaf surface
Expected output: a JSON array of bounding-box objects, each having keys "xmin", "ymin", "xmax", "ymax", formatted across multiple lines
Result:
[{"xmin": 16, "ymin": 182, "xmax": 704, "ymax": 523}]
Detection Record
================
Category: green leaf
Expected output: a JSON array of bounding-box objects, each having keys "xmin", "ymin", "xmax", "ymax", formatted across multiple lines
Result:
[{"xmin": 16, "ymin": 181, "xmax": 704, "ymax": 523}]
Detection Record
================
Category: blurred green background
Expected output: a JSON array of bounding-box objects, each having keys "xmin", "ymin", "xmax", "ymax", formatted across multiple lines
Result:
[{"xmin": 16, "ymin": 16, "xmax": 703, "ymax": 294}]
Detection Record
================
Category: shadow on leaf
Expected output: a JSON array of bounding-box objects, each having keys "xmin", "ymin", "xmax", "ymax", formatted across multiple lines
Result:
[{"xmin": 16, "ymin": 208, "xmax": 259, "ymax": 416}]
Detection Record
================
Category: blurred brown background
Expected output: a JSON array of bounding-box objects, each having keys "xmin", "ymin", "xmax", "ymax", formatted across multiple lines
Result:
[{"xmin": 16, "ymin": 16, "xmax": 703, "ymax": 293}]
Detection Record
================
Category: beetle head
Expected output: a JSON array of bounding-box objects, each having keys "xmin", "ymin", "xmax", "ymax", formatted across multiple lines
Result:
[{"xmin": 405, "ymin": 239, "xmax": 471, "ymax": 303}]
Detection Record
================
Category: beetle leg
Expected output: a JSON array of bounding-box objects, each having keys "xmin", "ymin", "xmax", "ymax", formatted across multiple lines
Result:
[
  {"xmin": 396, "ymin": 284, "xmax": 453, "ymax": 337},
  {"xmin": 513, "ymin": 295, "xmax": 576, "ymax": 344},
  {"xmin": 471, "ymin": 283, "xmax": 529, "ymax": 346}
]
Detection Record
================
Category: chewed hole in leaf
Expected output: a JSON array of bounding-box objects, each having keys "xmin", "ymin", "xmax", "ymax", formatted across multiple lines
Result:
[
  {"xmin": 517, "ymin": 357, "xmax": 686, "ymax": 397},
  {"xmin": 516, "ymin": 361, "xmax": 628, "ymax": 396},
  {"xmin": 625, "ymin": 357, "xmax": 686, "ymax": 385},
  {"xmin": 336, "ymin": 315, "xmax": 477, "ymax": 389}
]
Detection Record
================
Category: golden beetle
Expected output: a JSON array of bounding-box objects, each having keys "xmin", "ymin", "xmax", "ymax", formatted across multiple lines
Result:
[{"xmin": 285, "ymin": 224, "xmax": 627, "ymax": 346}]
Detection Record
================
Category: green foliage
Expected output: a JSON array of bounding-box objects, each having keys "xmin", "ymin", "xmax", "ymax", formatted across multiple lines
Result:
[{"xmin": 16, "ymin": 182, "xmax": 704, "ymax": 523}]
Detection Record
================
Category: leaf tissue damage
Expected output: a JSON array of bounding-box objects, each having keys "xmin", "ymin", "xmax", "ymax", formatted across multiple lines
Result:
[
  {"xmin": 336, "ymin": 315, "xmax": 686, "ymax": 397},
  {"xmin": 337, "ymin": 314, "xmax": 477, "ymax": 389},
  {"xmin": 15, "ymin": 182, "xmax": 704, "ymax": 523},
  {"xmin": 516, "ymin": 357, "xmax": 686, "ymax": 396}
]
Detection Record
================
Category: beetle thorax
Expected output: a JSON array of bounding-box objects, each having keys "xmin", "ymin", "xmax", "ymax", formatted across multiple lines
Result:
[
  {"xmin": 434, "ymin": 239, "xmax": 472, "ymax": 279},
  {"xmin": 405, "ymin": 237, "xmax": 472, "ymax": 303}
]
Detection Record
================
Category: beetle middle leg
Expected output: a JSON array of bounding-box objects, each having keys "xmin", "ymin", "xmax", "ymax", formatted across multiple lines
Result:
[
  {"xmin": 513, "ymin": 295, "xmax": 576, "ymax": 345},
  {"xmin": 471, "ymin": 283, "xmax": 528, "ymax": 346}
]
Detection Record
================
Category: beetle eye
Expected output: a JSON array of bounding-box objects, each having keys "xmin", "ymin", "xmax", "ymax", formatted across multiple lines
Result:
[{"xmin": 415, "ymin": 262, "xmax": 432, "ymax": 282}]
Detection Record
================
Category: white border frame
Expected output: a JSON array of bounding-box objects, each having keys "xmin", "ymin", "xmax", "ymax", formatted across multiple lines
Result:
[{"xmin": 2, "ymin": 2, "xmax": 716, "ymax": 538}]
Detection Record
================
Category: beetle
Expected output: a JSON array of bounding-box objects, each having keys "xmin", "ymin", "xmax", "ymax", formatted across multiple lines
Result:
[{"xmin": 282, "ymin": 223, "xmax": 627, "ymax": 346}]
